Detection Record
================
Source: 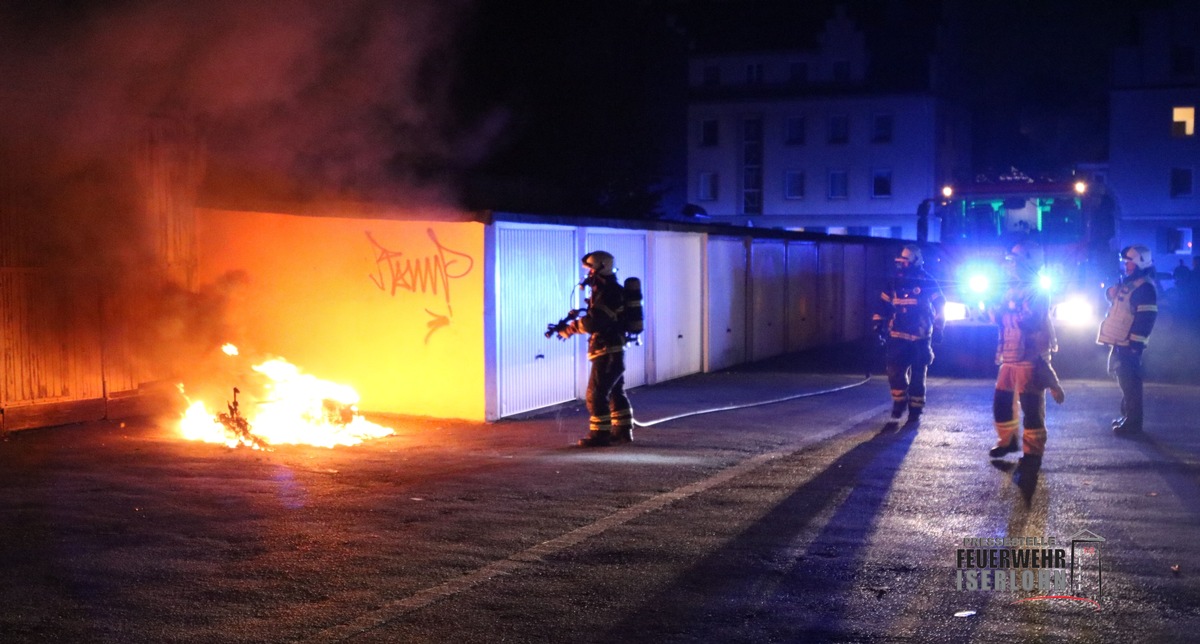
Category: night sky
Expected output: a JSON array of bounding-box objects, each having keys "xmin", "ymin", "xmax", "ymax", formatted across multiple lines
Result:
[
  {"xmin": 0, "ymin": 0, "xmax": 1175, "ymax": 220},
  {"xmin": 454, "ymin": 0, "xmax": 1171, "ymax": 216}
]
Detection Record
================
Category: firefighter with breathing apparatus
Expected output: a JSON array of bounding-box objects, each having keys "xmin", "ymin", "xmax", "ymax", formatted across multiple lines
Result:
[
  {"xmin": 872, "ymin": 244, "xmax": 945, "ymax": 427},
  {"xmin": 1097, "ymin": 244, "xmax": 1158, "ymax": 436},
  {"xmin": 547, "ymin": 250, "xmax": 642, "ymax": 446}
]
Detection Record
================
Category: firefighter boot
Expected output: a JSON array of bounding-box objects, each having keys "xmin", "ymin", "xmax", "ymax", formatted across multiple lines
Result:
[
  {"xmin": 578, "ymin": 430, "xmax": 613, "ymax": 447},
  {"xmin": 890, "ymin": 401, "xmax": 906, "ymax": 421},
  {"xmin": 1112, "ymin": 419, "xmax": 1143, "ymax": 436},
  {"xmin": 989, "ymin": 437, "xmax": 1019, "ymax": 458},
  {"xmin": 905, "ymin": 407, "xmax": 922, "ymax": 427},
  {"xmin": 612, "ymin": 425, "xmax": 634, "ymax": 444}
]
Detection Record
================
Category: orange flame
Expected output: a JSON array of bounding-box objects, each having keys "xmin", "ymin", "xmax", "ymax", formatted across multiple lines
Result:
[{"xmin": 178, "ymin": 346, "xmax": 394, "ymax": 449}]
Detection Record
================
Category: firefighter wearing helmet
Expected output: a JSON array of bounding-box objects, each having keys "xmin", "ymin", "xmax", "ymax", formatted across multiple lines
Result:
[
  {"xmin": 987, "ymin": 241, "xmax": 1059, "ymax": 465},
  {"xmin": 871, "ymin": 244, "xmax": 945, "ymax": 427},
  {"xmin": 551, "ymin": 250, "xmax": 635, "ymax": 447},
  {"xmin": 1097, "ymin": 244, "xmax": 1158, "ymax": 435}
]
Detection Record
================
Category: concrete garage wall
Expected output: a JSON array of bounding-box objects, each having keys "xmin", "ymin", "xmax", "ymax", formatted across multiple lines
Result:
[
  {"xmin": 2, "ymin": 204, "xmax": 898, "ymax": 430},
  {"xmin": 195, "ymin": 208, "xmax": 487, "ymax": 421}
]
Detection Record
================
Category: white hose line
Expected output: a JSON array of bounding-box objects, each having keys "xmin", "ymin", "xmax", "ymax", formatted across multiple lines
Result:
[{"xmin": 632, "ymin": 375, "xmax": 873, "ymax": 428}]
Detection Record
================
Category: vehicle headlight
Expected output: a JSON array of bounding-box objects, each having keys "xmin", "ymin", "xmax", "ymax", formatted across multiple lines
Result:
[
  {"xmin": 967, "ymin": 274, "xmax": 990, "ymax": 295},
  {"xmin": 944, "ymin": 301, "xmax": 969, "ymax": 322},
  {"xmin": 1053, "ymin": 297, "xmax": 1094, "ymax": 327}
]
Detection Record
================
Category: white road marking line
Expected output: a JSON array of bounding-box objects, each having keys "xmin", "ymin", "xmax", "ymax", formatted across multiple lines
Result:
[{"xmin": 302, "ymin": 401, "xmax": 890, "ymax": 643}]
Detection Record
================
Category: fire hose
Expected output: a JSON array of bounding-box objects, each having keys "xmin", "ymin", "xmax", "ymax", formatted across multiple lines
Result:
[{"xmin": 632, "ymin": 375, "xmax": 872, "ymax": 428}]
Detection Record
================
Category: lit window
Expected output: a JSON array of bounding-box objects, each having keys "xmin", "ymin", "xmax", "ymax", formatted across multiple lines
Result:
[
  {"xmin": 828, "ymin": 170, "xmax": 848, "ymax": 198},
  {"xmin": 1171, "ymin": 167, "xmax": 1193, "ymax": 197},
  {"xmin": 785, "ymin": 171, "xmax": 805, "ymax": 199},
  {"xmin": 1169, "ymin": 228, "xmax": 1193, "ymax": 254},
  {"xmin": 1172, "ymin": 107, "xmax": 1194, "ymax": 137},
  {"xmin": 872, "ymin": 169, "xmax": 893, "ymax": 198},
  {"xmin": 698, "ymin": 172, "xmax": 718, "ymax": 201}
]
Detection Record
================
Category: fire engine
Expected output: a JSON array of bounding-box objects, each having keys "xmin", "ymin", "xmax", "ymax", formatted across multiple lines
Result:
[{"xmin": 918, "ymin": 172, "xmax": 1116, "ymax": 371}]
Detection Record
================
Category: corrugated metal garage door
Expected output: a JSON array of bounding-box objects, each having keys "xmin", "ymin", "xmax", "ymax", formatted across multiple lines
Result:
[
  {"xmin": 649, "ymin": 231, "xmax": 703, "ymax": 383},
  {"xmin": 494, "ymin": 225, "xmax": 579, "ymax": 417},
  {"xmin": 705, "ymin": 237, "xmax": 747, "ymax": 372},
  {"xmin": 842, "ymin": 244, "xmax": 868, "ymax": 342},
  {"xmin": 787, "ymin": 242, "xmax": 820, "ymax": 351},
  {"xmin": 818, "ymin": 243, "xmax": 846, "ymax": 344},
  {"xmin": 584, "ymin": 229, "xmax": 648, "ymax": 388},
  {"xmin": 750, "ymin": 240, "xmax": 787, "ymax": 361}
]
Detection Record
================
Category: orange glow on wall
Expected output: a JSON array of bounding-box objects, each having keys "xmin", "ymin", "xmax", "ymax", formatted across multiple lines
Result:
[{"xmin": 195, "ymin": 208, "xmax": 485, "ymax": 421}]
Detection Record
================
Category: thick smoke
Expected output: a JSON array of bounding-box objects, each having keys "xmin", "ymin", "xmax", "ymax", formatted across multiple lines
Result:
[{"xmin": 0, "ymin": 0, "xmax": 492, "ymax": 397}]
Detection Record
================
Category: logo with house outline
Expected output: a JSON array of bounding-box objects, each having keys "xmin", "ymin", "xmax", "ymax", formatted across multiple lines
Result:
[{"xmin": 1069, "ymin": 529, "xmax": 1105, "ymax": 601}]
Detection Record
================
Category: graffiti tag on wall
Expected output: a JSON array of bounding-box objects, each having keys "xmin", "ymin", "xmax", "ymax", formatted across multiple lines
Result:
[{"xmin": 366, "ymin": 228, "xmax": 475, "ymax": 343}]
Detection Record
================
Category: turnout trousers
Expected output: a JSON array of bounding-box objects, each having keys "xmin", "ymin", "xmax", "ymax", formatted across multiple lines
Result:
[
  {"xmin": 885, "ymin": 338, "xmax": 934, "ymax": 413},
  {"xmin": 586, "ymin": 351, "xmax": 631, "ymax": 435},
  {"xmin": 993, "ymin": 361, "xmax": 1047, "ymax": 456}
]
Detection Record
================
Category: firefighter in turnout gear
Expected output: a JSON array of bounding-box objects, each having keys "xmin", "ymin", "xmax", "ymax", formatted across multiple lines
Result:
[
  {"xmin": 988, "ymin": 242, "xmax": 1056, "ymax": 464},
  {"xmin": 1097, "ymin": 244, "xmax": 1158, "ymax": 435},
  {"xmin": 872, "ymin": 244, "xmax": 945, "ymax": 427},
  {"xmin": 552, "ymin": 251, "xmax": 635, "ymax": 447}
]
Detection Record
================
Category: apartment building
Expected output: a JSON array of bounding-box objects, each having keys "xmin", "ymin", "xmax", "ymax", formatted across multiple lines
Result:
[
  {"xmin": 685, "ymin": 6, "xmax": 969, "ymax": 239},
  {"xmin": 1109, "ymin": 1, "xmax": 1200, "ymax": 258}
]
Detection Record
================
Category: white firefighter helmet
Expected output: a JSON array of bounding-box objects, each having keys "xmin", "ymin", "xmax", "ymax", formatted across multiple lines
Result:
[
  {"xmin": 1120, "ymin": 244, "xmax": 1153, "ymax": 270},
  {"xmin": 581, "ymin": 250, "xmax": 615, "ymax": 276},
  {"xmin": 895, "ymin": 245, "xmax": 923, "ymax": 269}
]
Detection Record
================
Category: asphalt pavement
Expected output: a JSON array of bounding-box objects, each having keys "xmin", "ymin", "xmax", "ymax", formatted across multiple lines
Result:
[{"xmin": 2, "ymin": 349, "xmax": 1199, "ymax": 643}]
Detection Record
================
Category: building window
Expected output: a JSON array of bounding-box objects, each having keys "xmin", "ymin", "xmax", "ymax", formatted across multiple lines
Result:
[
  {"xmin": 785, "ymin": 117, "xmax": 806, "ymax": 145},
  {"xmin": 1173, "ymin": 107, "xmax": 1195, "ymax": 137},
  {"xmin": 700, "ymin": 119, "xmax": 719, "ymax": 146},
  {"xmin": 1168, "ymin": 228, "xmax": 1194, "ymax": 254},
  {"xmin": 828, "ymin": 115, "xmax": 849, "ymax": 144},
  {"xmin": 828, "ymin": 170, "xmax": 848, "ymax": 199},
  {"xmin": 785, "ymin": 171, "xmax": 805, "ymax": 199},
  {"xmin": 746, "ymin": 63, "xmax": 764, "ymax": 84},
  {"xmin": 698, "ymin": 172, "xmax": 718, "ymax": 201},
  {"xmin": 832, "ymin": 60, "xmax": 850, "ymax": 82},
  {"xmin": 1171, "ymin": 167, "xmax": 1193, "ymax": 197},
  {"xmin": 742, "ymin": 118, "xmax": 763, "ymax": 215},
  {"xmin": 872, "ymin": 114, "xmax": 894, "ymax": 143},
  {"xmin": 788, "ymin": 62, "xmax": 809, "ymax": 84},
  {"xmin": 702, "ymin": 65, "xmax": 720, "ymax": 86},
  {"xmin": 871, "ymin": 169, "xmax": 893, "ymax": 198}
]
